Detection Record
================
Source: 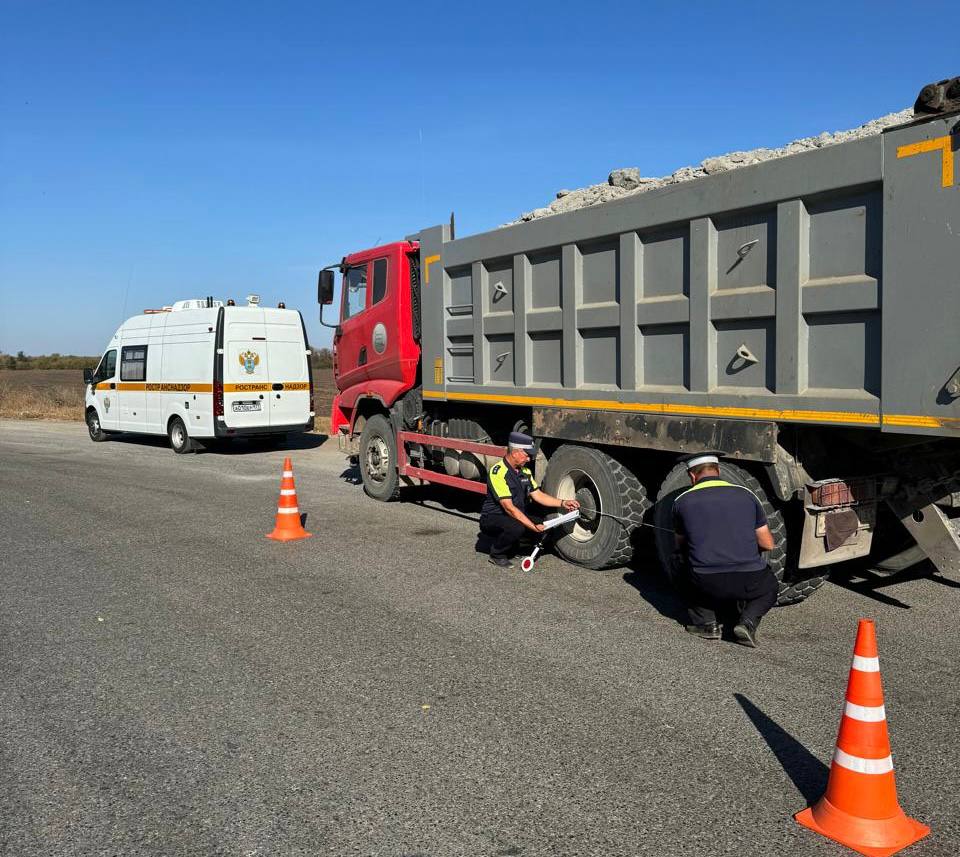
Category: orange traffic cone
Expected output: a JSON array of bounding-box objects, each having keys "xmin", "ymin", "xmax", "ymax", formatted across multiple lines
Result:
[
  {"xmin": 266, "ymin": 457, "xmax": 312, "ymax": 541},
  {"xmin": 795, "ymin": 619, "xmax": 929, "ymax": 857}
]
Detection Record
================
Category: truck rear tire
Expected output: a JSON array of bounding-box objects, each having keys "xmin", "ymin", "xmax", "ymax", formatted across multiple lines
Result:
[
  {"xmin": 652, "ymin": 460, "xmax": 828, "ymax": 606},
  {"xmin": 359, "ymin": 414, "xmax": 400, "ymax": 502},
  {"xmin": 542, "ymin": 444, "xmax": 650, "ymax": 569}
]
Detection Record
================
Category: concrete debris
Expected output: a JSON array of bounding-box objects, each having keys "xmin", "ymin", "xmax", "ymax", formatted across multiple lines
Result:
[{"xmin": 509, "ymin": 108, "xmax": 913, "ymax": 225}]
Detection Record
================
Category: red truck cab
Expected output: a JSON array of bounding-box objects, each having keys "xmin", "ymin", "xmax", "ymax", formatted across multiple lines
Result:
[{"xmin": 328, "ymin": 241, "xmax": 420, "ymax": 436}]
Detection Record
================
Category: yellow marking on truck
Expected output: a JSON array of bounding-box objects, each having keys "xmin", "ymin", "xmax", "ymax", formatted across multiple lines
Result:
[
  {"xmin": 423, "ymin": 254, "xmax": 441, "ymax": 285},
  {"xmin": 422, "ymin": 389, "xmax": 881, "ymax": 426},
  {"xmin": 283, "ymin": 382, "xmax": 311, "ymax": 391},
  {"xmin": 433, "ymin": 357, "xmax": 443, "ymax": 385},
  {"xmin": 896, "ymin": 135, "xmax": 955, "ymax": 188},
  {"xmin": 883, "ymin": 413, "xmax": 960, "ymax": 429}
]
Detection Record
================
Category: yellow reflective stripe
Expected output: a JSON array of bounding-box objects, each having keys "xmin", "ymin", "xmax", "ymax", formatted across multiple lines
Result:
[
  {"xmin": 94, "ymin": 380, "xmax": 306, "ymax": 393},
  {"xmin": 224, "ymin": 383, "xmax": 270, "ymax": 392},
  {"xmin": 95, "ymin": 382, "xmax": 213, "ymax": 392},
  {"xmin": 421, "ymin": 390, "xmax": 879, "ymax": 426},
  {"xmin": 423, "ymin": 254, "xmax": 441, "ymax": 285},
  {"xmin": 223, "ymin": 382, "xmax": 309, "ymax": 393},
  {"xmin": 146, "ymin": 383, "xmax": 213, "ymax": 392},
  {"xmin": 521, "ymin": 466, "xmax": 538, "ymax": 490},
  {"xmin": 488, "ymin": 463, "xmax": 511, "ymax": 499},
  {"xmin": 883, "ymin": 413, "xmax": 960, "ymax": 429},
  {"xmin": 674, "ymin": 479, "xmax": 760, "ymax": 504},
  {"xmin": 896, "ymin": 135, "xmax": 954, "ymax": 188}
]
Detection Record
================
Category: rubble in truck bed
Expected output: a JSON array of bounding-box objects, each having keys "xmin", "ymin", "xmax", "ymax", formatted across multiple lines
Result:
[{"xmin": 505, "ymin": 108, "xmax": 914, "ymax": 226}]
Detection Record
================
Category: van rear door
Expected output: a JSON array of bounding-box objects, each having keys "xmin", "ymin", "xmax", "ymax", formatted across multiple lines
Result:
[
  {"xmin": 223, "ymin": 311, "xmax": 271, "ymax": 429},
  {"xmin": 264, "ymin": 309, "xmax": 310, "ymax": 428}
]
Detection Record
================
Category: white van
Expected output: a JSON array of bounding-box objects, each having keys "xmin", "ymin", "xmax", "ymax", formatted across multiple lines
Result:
[{"xmin": 84, "ymin": 297, "xmax": 315, "ymax": 452}]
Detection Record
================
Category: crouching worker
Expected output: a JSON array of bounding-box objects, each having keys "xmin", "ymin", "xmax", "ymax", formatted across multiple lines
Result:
[
  {"xmin": 480, "ymin": 432, "xmax": 580, "ymax": 568},
  {"xmin": 672, "ymin": 453, "xmax": 778, "ymax": 647}
]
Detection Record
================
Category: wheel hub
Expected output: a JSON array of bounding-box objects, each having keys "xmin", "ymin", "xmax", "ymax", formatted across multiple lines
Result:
[
  {"xmin": 366, "ymin": 437, "xmax": 390, "ymax": 483},
  {"xmin": 557, "ymin": 470, "xmax": 602, "ymax": 542}
]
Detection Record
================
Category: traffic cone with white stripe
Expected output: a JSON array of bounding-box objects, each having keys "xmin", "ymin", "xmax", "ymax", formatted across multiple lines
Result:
[
  {"xmin": 795, "ymin": 619, "xmax": 929, "ymax": 856},
  {"xmin": 266, "ymin": 457, "xmax": 312, "ymax": 541}
]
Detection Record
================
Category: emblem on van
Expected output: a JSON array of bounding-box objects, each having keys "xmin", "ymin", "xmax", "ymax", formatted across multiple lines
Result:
[
  {"xmin": 103, "ymin": 396, "xmax": 111, "ymax": 413},
  {"xmin": 239, "ymin": 350, "xmax": 260, "ymax": 374}
]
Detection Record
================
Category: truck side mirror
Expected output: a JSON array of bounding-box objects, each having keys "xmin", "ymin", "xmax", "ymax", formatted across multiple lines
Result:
[
  {"xmin": 318, "ymin": 270, "xmax": 335, "ymax": 305},
  {"xmin": 83, "ymin": 368, "xmax": 94, "ymax": 385}
]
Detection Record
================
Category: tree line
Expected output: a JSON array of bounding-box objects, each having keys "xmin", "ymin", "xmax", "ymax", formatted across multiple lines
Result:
[
  {"xmin": 2, "ymin": 349, "xmax": 335, "ymax": 371},
  {"xmin": 1, "ymin": 352, "xmax": 100, "ymax": 370}
]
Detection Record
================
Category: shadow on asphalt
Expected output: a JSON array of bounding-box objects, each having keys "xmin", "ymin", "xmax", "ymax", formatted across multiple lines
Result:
[
  {"xmin": 734, "ymin": 693, "xmax": 829, "ymax": 804},
  {"xmin": 105, "ymin": 432, "xmax": 329, "ymax": 455},
  {"xmin": 340, "ymin": 465, "xmax": 362, "ymax": 485},
  {"xmin": 827, "ymin": 560, "xmax": 960, "ymax": 609}
]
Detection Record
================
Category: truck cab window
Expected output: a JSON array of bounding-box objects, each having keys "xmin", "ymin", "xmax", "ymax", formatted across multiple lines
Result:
[
  {"xmin": 343, "ymin": 266, "xmax": 368, "ymax": 320},
  {"xmin": 121, "ymin": 346, "xmax": 148, "ymax": 381},
  {"xmin": 371, "ymin": 258, "xmax": 388, "ymax": 305},
  {"xmin": 96, "ymin": 349, "xmax": 117, "ymax": 381}
]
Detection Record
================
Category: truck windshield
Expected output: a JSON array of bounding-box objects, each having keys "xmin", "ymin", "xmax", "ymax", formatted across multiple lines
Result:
[{"xmin": 343, "ymin": 266, "xmax": 367, "ymax": 320}]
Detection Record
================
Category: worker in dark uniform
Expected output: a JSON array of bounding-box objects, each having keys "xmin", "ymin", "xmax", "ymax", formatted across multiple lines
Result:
[
  {"xmin": 480, "ymin": 432, "xmax": 580, "ymax": 568},
  {"xmin": 672, "ymin": 453, "xmax": 778, "ymax": 647}
]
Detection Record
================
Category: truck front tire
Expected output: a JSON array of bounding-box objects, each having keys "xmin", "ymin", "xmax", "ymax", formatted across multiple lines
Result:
[
  {"xmin": 542, "ymin": 444, "xmax": 650, "ymax": 569},
  {"xmin": 652, "ymin": 460, "xmax": 828, "ymax": 606},
  {"xmin": 359, "ymin": 414, "xmax": 400, "ymax": 501}
]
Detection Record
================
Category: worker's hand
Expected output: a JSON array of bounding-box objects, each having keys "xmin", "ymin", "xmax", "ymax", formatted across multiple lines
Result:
[
  {"xmin": 532, "ymin": 523, "xmax": 545, "ymax": 533},
  {"xmin": 561, "ymin": 499, "xmax": 580, "ymax": 511}
]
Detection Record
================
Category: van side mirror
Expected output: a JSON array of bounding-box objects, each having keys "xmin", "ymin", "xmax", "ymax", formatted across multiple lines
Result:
[
  {"xmin": 83, "ymin": 368, "xmax": 94, "ymax": 385},
  {"xmin": 318, "ymin": 270, "xmax": 335, "ymax": 305}
]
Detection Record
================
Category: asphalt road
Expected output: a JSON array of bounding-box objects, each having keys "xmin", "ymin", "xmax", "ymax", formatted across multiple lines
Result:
[{"xmin": 1, "ymin": 420, "xmax": 958, "ymax": 857}]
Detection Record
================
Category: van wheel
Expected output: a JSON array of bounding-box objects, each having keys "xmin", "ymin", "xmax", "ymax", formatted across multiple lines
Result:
[
  {"xmin": 86, "ymin": 409, "xmax": 108, "ymax": 442},
  {"xmin": 359, "ymin": 414, "xmax": 400, "ymax": 501},
  {"xmin": 541, "ymin": 444, "xmax": 650, "ymax": 569},
  {"xmin": 168, "ymin": 417, "xmax": 193, "ymax": 454},
  {"xmin": 652, "ymin": 460, "xmax": 828, "ymax": 606}
]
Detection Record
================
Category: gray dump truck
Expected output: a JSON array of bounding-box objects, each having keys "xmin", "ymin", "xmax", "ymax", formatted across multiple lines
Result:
[{"xmin": 324, "ymin": 76, "xmax": 960, "ymax": 605}]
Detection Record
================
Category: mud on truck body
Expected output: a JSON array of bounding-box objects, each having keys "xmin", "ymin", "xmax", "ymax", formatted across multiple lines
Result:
[{"xmin": 322, "ymin": 77, "xmax": 960, "ymax": 606}]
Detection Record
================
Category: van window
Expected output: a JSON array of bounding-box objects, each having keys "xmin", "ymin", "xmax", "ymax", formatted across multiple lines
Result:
[
  {"xmin": 343, "ymin": 266, "xmax": 367, "ymax": 320},
  {"xmin": 121, "ymin": 345, "xmax": 148, "ymax": 381},
  {"xmin": 371, "ymin": 258, "xmax": 388, "ymax": 305},
  {"xmin": 96, "ymin": 349, "xmax": 117, "ymax": 381}
]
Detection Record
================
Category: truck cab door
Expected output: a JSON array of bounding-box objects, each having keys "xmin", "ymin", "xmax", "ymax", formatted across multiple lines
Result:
[
  {"xmin": 361, "ymin": 257, "xmax": 400, "ymax": 384},
  {"xmin": 334, "ymin": 262, "xmax": 371, "ymax": 391},
  {"xmin": 91, "ymin": 348, "xmax": 119, "ymax": 431}
]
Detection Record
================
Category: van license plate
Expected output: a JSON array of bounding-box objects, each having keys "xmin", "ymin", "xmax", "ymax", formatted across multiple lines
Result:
[{"xmin": 232, "ymin": 401, "xmax": 262, "ymax": 412}]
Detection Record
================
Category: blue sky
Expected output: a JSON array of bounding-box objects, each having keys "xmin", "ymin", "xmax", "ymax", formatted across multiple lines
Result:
[{"xmin": 0, "ymin": 0, "xmax": 952, "ymax": 355}]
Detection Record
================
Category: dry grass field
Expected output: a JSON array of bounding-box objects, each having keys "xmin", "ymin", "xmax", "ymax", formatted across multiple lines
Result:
[
  {"xmin": 0, "ymin": 370, "xmax": 86, "ymax": 420},
  {"xmin": 0, "ymin": 368, "xmax": 338, "ymax": 430}
]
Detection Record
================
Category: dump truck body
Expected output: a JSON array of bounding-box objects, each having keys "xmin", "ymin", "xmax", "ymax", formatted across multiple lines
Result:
[{"xmin": 415, "ymin": 113, "xmax": 958, "ymax": 437}]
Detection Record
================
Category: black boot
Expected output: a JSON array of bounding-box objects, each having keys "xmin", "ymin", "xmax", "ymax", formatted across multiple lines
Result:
[
  {"xmin": 733, "ymin": 620, "xmax": 759, "ymax": 648},
  {"xmin": 685, "ymin": 622, "xmax": 720, "ymax": 640}
]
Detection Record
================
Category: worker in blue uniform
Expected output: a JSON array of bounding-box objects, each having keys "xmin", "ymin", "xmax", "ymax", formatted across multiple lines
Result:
[
  {"xmin": 672, "ymin": 453, "xmax": 778, "ymax": 647},
  {"xmin": 480, "ymin": 432, "xmax": 580, "ymax": 568}
]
